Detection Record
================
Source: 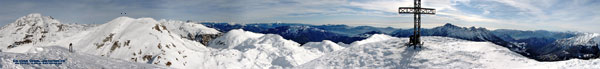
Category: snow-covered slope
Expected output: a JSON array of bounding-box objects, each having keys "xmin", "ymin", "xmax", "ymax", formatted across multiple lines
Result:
[
  {"xmin": 44, "ymin": 16, "xmax": 222, "ymax": 68},
  {"xmin": 553, "ymin": 33, "xmax": 600, "ymax": 46},
  {"xmin": 0, "ymin": 46, "xmax": 166, "ymax": 69},
  {"xmin": 531, "ymin": 33, "xmax": 600, "ymax": 61},
  {"xmin": 0, "ymin": 13, "xmax": 93, "ymax": 53},
  {"xmin": 296, "ymin": 34, "xmax": 600, "ymax": 68},
  {"xmin": 302, "ymin": 40, "xmax": 344, "ymax": 53},
  {"xmin": 204, "ymin": 29, "xmax": 345, "ymax": 68}
]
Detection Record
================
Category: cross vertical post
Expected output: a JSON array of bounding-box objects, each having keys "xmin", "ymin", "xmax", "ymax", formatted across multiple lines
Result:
[{"xmin": 398, "ymin": 0, "xmax": 435, "ymax": 49}]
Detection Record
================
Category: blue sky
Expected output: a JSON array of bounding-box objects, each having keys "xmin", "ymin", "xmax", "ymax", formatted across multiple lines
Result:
[{"xmin": 1, "ymin": 0, "xmax": 599, "ymax": 33}]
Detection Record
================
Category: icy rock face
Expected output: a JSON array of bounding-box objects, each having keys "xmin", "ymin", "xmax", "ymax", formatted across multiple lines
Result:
[{"xmin": 0, "ymin": 13, "xmax": 92, "ymax": 53}]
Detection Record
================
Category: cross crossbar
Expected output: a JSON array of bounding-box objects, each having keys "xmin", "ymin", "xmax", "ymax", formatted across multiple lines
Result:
[{"xmin": 398, "ymin": 7, "xmax": 436, "ymax": 14}]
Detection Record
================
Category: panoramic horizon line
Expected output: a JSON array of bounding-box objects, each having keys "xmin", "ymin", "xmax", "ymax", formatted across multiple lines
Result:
[{"xmin": 2, "ymin": 13, "xmax": 592, "ymax": 33}]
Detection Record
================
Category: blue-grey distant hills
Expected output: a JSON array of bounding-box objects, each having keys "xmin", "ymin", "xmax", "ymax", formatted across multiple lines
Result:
[{"xmin": 201, "ymin": 22, "xmax": 600, "ymax": 61}]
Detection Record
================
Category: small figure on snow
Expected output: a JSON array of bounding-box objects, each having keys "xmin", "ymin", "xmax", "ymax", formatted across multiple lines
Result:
[{"xmin": 69, "ymin": 43, "xmax": 73, "ymax": 52}]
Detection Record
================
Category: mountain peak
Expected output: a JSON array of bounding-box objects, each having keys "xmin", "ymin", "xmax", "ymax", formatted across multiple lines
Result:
[
  {"xmin": 2, "ymin": 13, "xmax": 62, "ymax": 31},
  {"xmin": 431, "ymin": 23, "xmax": 460, "ymax": 29},
  {"xmin": 103, "ymin": 16, "xmax": 159, "ymax": 26},
  {"xmin": 443, "ymin": 23, "xmax": 458, "ymax": 27},
  {"xmin": 25, "ymin": 13, "xmax": 42, "ymax": 18},
  {"xmin": 114, "ymin": 16, "xmax": 135, "ymax": 20},
  {"xmin": 12, "ymin": 13, "xmax": 59, "ymax": 25}
]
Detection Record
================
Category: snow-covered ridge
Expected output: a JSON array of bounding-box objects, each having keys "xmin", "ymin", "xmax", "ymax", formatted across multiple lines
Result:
[
  {"xmin": 302, "ymin": 40, "xmax": 344, "ymax": 53},
  {"xmin": 350, "ymin": 34, "xmax": 392, "ymax": 45},
  {"xmin": 208, "ymin": 29, "xmax": 265, "ymax": 49},
  {"xmin": 204, "ymin": 29, "xmax": 345, "ymax": 68}
]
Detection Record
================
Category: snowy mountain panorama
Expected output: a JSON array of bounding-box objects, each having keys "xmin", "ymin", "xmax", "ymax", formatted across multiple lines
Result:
[{"xmin": 1, "ymin": 13, "xmax": 600, "ymax": 68}]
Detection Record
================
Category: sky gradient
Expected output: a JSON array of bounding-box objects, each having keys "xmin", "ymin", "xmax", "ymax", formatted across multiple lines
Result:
[{"xmin": 1, "ymin": 0, "xmax": 599, "ymax": 33}]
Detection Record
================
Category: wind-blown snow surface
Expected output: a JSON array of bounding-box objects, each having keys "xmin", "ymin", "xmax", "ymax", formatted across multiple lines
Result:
[
  {"xmin": 0, "ymin": 46, "xmax": 166, "ymax": 69},
  {"xmin": 296, "ymin": 34, "xmax": 600, "ymax": 68}
]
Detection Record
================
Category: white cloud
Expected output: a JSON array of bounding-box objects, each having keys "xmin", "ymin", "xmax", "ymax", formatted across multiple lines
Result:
[
  {"xmin": 349, "ymin": 0, "xmax": 408, "ymax": 13},
  {"xmin": 348, "ymin": 0, "xmax": 499, "ymax": 23},
  {"xmin": 492, "ymin": 0, "xmax": 546, "ymax": 18},
  {"xmin": 437, "ymin": 12, "xmax": 498, "ymax": 23}
]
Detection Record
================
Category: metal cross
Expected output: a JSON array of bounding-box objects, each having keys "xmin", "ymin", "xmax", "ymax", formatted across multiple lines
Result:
[{"xmin": 398, "ymin": 0, "xmax": 436, "ymax": 49}]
